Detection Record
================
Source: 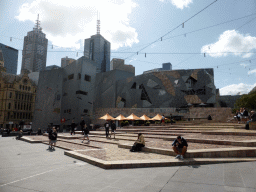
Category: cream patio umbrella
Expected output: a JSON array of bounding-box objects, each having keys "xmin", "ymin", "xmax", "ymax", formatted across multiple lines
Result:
[
  {"xmin": 140, "ymin": 114, "xmax": 151, "ymax": 121},
  {"xmin": 99, "ymin": 113, "xmax": 114, "ymax": 121},
  {"xmin": 150, "ymin": 114, "xmax": 163, "ymax": 121},
  {"xmin": 126, "ymin": 113, "xmax": 142, "ymax": 126},
  {"xmin": 113, "ymin": 114, "xmax": 127, "ymax": 128},
  {"xmin": 140, "ymin": 114, "xmax": 151, "ymax": 126}
]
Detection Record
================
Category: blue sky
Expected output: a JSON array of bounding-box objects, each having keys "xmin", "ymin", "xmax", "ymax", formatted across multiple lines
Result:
[{"xmin": 1, "ymin": 0, "xmax": 256, "ymax": 95}]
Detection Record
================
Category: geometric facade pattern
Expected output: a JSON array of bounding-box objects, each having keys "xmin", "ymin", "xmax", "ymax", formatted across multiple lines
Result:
[{"xmin": 95, "ymin": 68, "xmax": 216, "ymax": 108}]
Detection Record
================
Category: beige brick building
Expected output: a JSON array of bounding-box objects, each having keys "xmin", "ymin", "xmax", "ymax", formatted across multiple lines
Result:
[{"xmin": 0, "ymin": 72, "xmax": 37, "ymax": 129}]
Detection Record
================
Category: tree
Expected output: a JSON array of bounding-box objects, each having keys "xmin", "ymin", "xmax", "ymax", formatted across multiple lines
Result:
[{"xmin": 235, "ymin": 92, "xmax": 256, "ymax": 110}]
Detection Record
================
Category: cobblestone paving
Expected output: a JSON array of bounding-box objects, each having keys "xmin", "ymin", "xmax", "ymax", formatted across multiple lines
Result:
[{"xmin": 77, "ymin": 144, "xmax": 172, "ymax": 161}]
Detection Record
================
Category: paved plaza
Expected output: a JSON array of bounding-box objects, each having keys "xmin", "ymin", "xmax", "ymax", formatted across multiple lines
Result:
[
  {"xmin": 1, "ymin": 137, "xmax": 256, "ymax": 192},
  {"xmin": 1, "ymin": 123, "xmax": 256, "ymax": 192}
]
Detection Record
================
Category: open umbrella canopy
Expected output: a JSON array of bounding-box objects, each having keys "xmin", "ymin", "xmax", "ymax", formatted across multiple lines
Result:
[
  {"xmin": 151, "ymin": 114, "xmax": 163, "ymax": 121},
  {"xmin": 126, "ymin": 113, "xmax": 142, "ymax": 120},
  {"xmin": 113, "ymin": 114, "xmax": 127, "ymax": 121},
  {"xmin": 99, "ymin": 113, "xmax": 114, "ymax": 120},
  {"xmin": 140, "ymin": 114, "xmax": 151, "ymax": 121}
]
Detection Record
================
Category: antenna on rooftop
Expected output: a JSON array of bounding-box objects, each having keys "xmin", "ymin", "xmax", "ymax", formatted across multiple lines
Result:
[
  {"xmin": 34, "ymin": 14, "xmax": 42, "ymax": 31},
  {"xmin": 97, "ymin": 12, "xmax": 100, "ymax": 35}
]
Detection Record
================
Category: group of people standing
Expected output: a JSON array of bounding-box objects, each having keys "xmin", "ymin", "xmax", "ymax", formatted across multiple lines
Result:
[
  {"xmin": 104, "ymin": 121, "xmax": 116, "ymax": 139},
  {"xmin": 70, "ymin": 117, "xmax": 90, "ymax": 143}
]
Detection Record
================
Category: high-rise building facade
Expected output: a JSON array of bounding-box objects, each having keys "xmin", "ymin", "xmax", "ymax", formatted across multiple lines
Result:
[
  {"xmin": 84, "ymin": 34, "xmax": 110, "ymax": 73},
  {"xmin": 21, "ymin": 15, "xmax": 48, "ymax": 74},
  {"xmin": 0, "ymin": 43, "xmax": 18, "ymax": 74}
]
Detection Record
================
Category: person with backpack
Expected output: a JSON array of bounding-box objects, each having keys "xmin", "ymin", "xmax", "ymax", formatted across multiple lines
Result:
[
  {"xmin": 50, "ymin": 128, "xmax": 58, "ymax": 150},
  {"xmin": 82, "ymin": 124, "xmax": 90, "ymax": 143}
]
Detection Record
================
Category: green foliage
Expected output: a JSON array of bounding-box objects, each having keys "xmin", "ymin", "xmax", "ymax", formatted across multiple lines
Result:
[
  {"xmin": 134, "ymin": 121, "xmax": 140, "ymax": 126},
  {"xmin": 165, "ymin": 119, "xmax": 171, "ymax": 123},
  {"xmin": 235, "ymin": 92, "xmax": 256, "ymax": 110},
  {"xmin": 145, "ymin": 121, "xmax": 150, "ymax": 126}
]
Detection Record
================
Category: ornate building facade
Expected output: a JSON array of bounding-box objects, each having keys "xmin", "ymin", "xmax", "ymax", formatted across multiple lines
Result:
[{"xmin": 0, "ymin": 72, "xmax": 37, "ymax": 129}]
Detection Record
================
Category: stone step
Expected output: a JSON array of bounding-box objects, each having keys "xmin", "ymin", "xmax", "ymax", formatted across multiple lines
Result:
[
  {"xmin": 65, "ymin": 150, "xmax": 256, "ymax": 169},
  {"xmin": 118, "ymin": 143, "xmax": 256, "ymax": 158}
]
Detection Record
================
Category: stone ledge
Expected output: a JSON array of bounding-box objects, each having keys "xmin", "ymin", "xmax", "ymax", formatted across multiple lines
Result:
[
  {"xmin": 21, "ymin": 136, "xmax": 44, "ymax": 143},
  {"xmin": 118, "ymin": 143, "xmax": 256, "ymax": 158},
  {"xmin": 64, "ymin": 150, "xmax": 256, "ymax": 169}
]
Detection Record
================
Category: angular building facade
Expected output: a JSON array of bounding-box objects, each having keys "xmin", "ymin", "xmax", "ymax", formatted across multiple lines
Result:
[
  {"xmin": 84, "ymin": 34, "xmax": 110, "ymax": 73},
  {"xmin": 0, "ymin": 43, "xmax": 18, "ymax": 74},
  {"xmin": 21, "ymin": 16, "xmax": 48, "ymax": 74},
  {"xmin": 32, "ymin": 56, "xmax": 97, "ymax": 131},
  {"xmin": 95, "ymin": 68, "xmax": 216, "ymax": 109}
]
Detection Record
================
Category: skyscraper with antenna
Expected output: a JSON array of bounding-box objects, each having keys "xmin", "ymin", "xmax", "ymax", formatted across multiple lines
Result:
[
  {"xmin": 21, "ymin": 14, "xmax": 48, "ymax": 74},
  {"xmin": 84, "ymin": 13, "xmax": 110, "ymax": 73}
]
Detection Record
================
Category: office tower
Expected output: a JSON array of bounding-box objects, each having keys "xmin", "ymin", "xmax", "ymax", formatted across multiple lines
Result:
[
  {"xmin": 0, "ymin": 43, "xmax": 18, "ymax": 74},
  {"xmin": 21, "ymin": 15, "xmax": 48, "ymax": 74},
  {"xmin": 84, "ymin": 20, "xmax": 110, "ymax": 73}
]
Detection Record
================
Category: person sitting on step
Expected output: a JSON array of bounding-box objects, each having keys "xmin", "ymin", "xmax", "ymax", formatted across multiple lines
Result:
[
  {"xmin": 130, "ymin": 133, "xmax": 145, "ymax": 152},
  {"xmin": 172, "ymin": 136, "xmax": 188, "ymax": 160}
]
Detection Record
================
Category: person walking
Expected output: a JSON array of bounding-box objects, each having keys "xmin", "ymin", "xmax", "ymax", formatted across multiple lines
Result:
[
  {"xmin": 172, "ymin": 136, "xmax": 188, "ymax": 160},
  {"xmin": 70, "ymin": 120, "xmax": 76, "ymax": 135},
  {"xmin": 48, "ymin": 126, "xmax": 53, "ymax": 149},
  {"xmin": 104, "ymin": 121, "xmax": 110, "ymax": 138},
  {"xmin": 82, "ymin": 124, "xmax": 90, "ymax": 143},
  {"xmin": 130, "ymin": 133, "xmax": 145, "ymax": 152},
  {"xmin": 111, "ymin": 121, "xmax": 116, "ymax": 139},
  {"xmin": 50, "ymin": 128, "xmax": 58, "ymax": 150},
  {"xmin": 161, "ymin": 115, "xmax": 165, "ymax": 125},
  {"xmin": 80, "ymin": 117, "xmax": 85, "ymax": 131}
]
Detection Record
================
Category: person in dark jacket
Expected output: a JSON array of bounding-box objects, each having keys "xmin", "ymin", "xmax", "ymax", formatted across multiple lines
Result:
[
  {"xmin": 172, "ymin": 136, "xmax": 188, "ymax": 160},
  {"xmin": 48, "ymin": 127, "xmax": 53, "ymax": 149},
  {"xmin": 70, "ymin": 120, "xmax": 76, "ymax": 135},
  {"xmin": 245, "ymin": 111, "xmax": 256, "ymax": 130},
  {"xmin": 37, "ymin": 128, "xmax": 42, "ymax": 135},
  {"xmin": 104, "ymin": 121, "xmax": 110, "ymax": 138},
  {"xmin": 50, "ymin": 128, "xmax": 57, "ymax": 150},
  {"xmin": 110, "ymin": 121, "xmax": 116, "ymax": 139},
  {"xmin": 82, "ymin": 124, "xmax": 90, "ymax": 143},
  {"xmin": 80, "ymin": 117, "xmax": 85, "ymax": 131}
]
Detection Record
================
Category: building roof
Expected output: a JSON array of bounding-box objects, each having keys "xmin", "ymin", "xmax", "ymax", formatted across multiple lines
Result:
[{"xmin": 0, "ymin": 72, "xmax": 37, "ymax": 86}]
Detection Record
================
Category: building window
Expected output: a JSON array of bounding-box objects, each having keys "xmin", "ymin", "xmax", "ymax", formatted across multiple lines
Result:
[
  {"xmin": 76, "ymin": 90, "xmax": 88, "ymax": 95},
  {"xmin": 56, "ymin": 94, "xmax": 60, "ymax": 100},
  {"xmin": 19, "ymin": 94, "xmax": 21, "ymax": 100},
  {"xmin": 9, "ymin": 92, "xmax": 12, "ymax": 98},
  {"xmin": 29, "ymin": 104, "xmax": 31, "ymax": 111},
  {"xmin": 18, "ymin": 103, "xmax": 20, "ymax": 110},
  {"xmin": 19, "ymin": 85, "xmax": 22, "ymax": 89},
  {"xmin": 68, "ymin": 74, "xmax": 74, "ymax": 80},
  {"xmin": 28, "ymin": 87, "xmax": 31, "ymax": 91},
  {"xmin": 63, "ymin": 78, "xmax": 67, "ymax": 82},
  {"xmin": 23, "ymin": 86, "xmax": 24, "ymax": 90},
  {"xmin": 22, "ymin": 94, "xmax": 24, "ymax": 100},
  {"xmin": 8, "ymin": 103, "xmax": 11, "ymax": 109},
  {"xmin": 83, "ymin": 109, "xmax": 88, "ymax": 113},
  {"xmin": 21, "ymin": 104, "xmax": 23, "ymax": 110},
  {"xmin": 15, "ymin": 102, "xmax": 17, "ymax": 109},
  {"xmin": 63, "ymin": 92, "xmax": 67, "ymax": 96},
  {"xmin": 77, "ymin": 73, "xmax": 81, "ymax": 80},
  {"xmin": 16, "ymin": 93, "xmax": 18, "ymax": 99},
  {"xmin": 84, "ymin": 75, "xmax": 91, "ymax": 82},
  {"xmin": 24, "ymin": 95, "xmax": 27, "ymax": 100},
  {"xmin": 64, "ymin": 110, "xmax": 66, "ymax": 113},
  {"xmin": 14, "ymin": 113, "xmax": 16, "ymax": 119}
]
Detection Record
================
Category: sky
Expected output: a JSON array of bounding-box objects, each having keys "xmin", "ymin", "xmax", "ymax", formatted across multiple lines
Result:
[{"xmin": 0, "ymin": 0, "xmax": 256, "ymax": 95}]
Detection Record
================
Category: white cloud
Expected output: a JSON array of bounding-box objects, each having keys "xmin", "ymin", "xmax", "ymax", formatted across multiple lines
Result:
[
  {"xmin": 16, "ymin": 0, "xmax": 139, "ymax": 50},
  {"xmin": 248, "ymin": 69, "xmax": 256, "ymax": 75},
  {"xmin": 220, "ymin": 83, "xmax": 256, "ymax": 95},
  {"xmin": 169, "ymin": 0, "xmax": 193, "ymax": 9},
  {"xmin": 240, "ymin": 63, "xmax": 250, "ymax": 68},
  {"xmin": 201, "ymin": 30, "xmax": 256, "ymax": 58}
]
